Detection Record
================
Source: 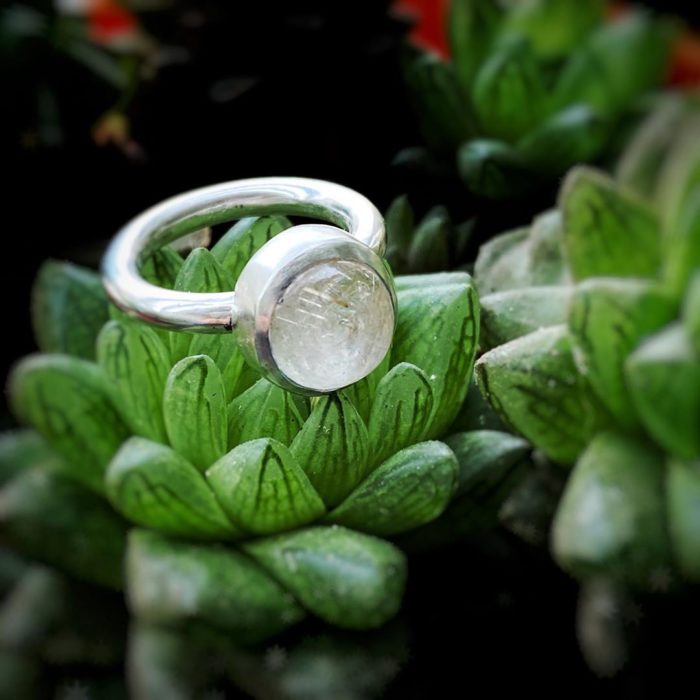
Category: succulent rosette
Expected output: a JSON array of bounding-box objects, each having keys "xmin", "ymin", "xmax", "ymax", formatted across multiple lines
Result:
[
  {"xmin": 474, "ymin": 95, "xmax": 700, "ymax": 596},
  {"xmin": 384, "ymin": 194, "xmax": 474, "ymax": 274},
  {"xmin": 402, "ymin": 0, "xmax": 677, "ymax": 198},
  {"xmin": 0, "ymin": 212, "xmax": 522, "ymax": 648}
]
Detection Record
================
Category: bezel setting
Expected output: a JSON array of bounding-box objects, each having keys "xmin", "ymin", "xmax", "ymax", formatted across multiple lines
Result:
[{"xmin": 234, "ymin": 225, "xmax": 397, "ymax": 394}]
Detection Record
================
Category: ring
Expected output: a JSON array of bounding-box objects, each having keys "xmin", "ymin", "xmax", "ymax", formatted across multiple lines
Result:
[{"xmin": 101, "ymin": 177, "xmax": 396, "ymax": 395}]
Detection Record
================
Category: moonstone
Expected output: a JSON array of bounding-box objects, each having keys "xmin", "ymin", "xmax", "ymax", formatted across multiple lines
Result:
[{"xmin": 269, "ymin": 260, "xmax": 394, "ymax": 392}]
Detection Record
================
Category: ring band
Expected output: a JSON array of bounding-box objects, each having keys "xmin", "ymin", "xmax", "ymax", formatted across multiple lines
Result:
[
  {"xmin": 102, "ymin": 177, "xmax": 386, "ymax": 332},
  {"xmin": 101, "ymin": 177, "xmax": 396, "ymax": 394}
]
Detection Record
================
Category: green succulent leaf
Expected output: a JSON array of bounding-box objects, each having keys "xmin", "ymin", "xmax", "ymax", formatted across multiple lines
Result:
[
  {"xmin": 106, "ymin": 438, "xmax": 239, "ymax": 539},
  {"xmin": 552, "ymin": 432, "xmax": 672, "ymax": 590},
  {"xmin": 243, "ymin": 526, "xmax": 406, "ymax": 629},
  {"xmin": 339, "ymin": 351, "xmax": 390, "ymax": 425},
  {"xmin": 526, "ymin": 210, "xmax": 570, "ymax": 286},
  {"xmin": 407, "ymin": 210, "xmax": 451, "ymax": 273},
  {"xmin": 501, "ymin": 0, "xmax": 604, "ymax": 60},
  {"xmin": 569, "ymin": 278, "xmax": 677, "ymax": 429},
  {"xmin": 228, "ymin": 378, "xmax": 304, "ymax": 449},
  {"xmin": 170, "ymin": 244, "xmax": 245, "ymax": 396},
  {"xmin": 31, "ymin": 261, "xmax": 109, "ymax": 360},
  {"xmin": 615, "ymin": 95, "xmax": 687, "ymax": 200},
  {"xmin": 327, "ymin": 441, "xmax": 458, "ymax": 536},
  {"xmin": 472, "ymin": 37, "xmax": 547, "ymax": 142},
  {"xmin": 663, "ymin": 185, "xmax": 700, "ymax": 296},
  {"xmin": 498, "ymin": 460, "xmax": 566, "ymax": 545},
  {"xmin": 384, "ymin": 195, "xmax": 415, "ymax": 271},
  {"xmin": 474, "ymin": 227, "xmax": 531, "ymax": 294},
  {"xmin": 517, "ymin": 105, "xmax": 609, "ymax": 176},
  {"xmin": 396, "ymin": 432, "xmax": 528, "ymax": 548},
  {"xmin": 553, "ymin": 13, "xmax": 674, "ymax": 116},
  {"xmin": 654, "ymin": 113, "xmax": 700, "ymax": 233},
  {"xmin": 127, "ymin": 624, "xmax": 203, "ymax": 700},
  {"xmin": 448, "ymin": 0, "xmax": 502, "ymax": 87},
  {"xmin": 0, "ymin": 469, "xmax": 126, "ymax": 589},
  {"xmin": 476, "ymin": 325, "xmax": 607, "ymax": 465},
  {"xmin": 445, "ymin": 429, "xmax": 530, "ymax": 499},
  {"xmin": 173, "ymin": 247, "xmax": 233, "ymax": 293},
  {"xmin": 163, "ymin": 355, "xmax": 228, "ymax": 471},
  {"xmin": 666, "ymin": 458, "xmax": 700, "ymax": 583},
  {"xmin": 97, "ymin": 319, "xmax": 171, "ymax": 442},
  {"xmin": 475, "ymin": 211, "xmax": 569, "ymax": 294},
  {"xmin": 393, "ymin": 272, "xmax": 479, "ymax": 436},
  {"xmin": 560, "ymin": 167, "xmax": 661, "ymax": 280},
  {"xmin": 625, "ymin": 323, "xmax": 700, "ymax": 460},
  {"xmin": 130, "ymin": 247, "xmax": 185, "ymax": 348},
  {"xmin": 394, "ymin": 272, "xmax": 468, "ymax": 291},
  {"xmin": 457, "ymin": 138, "xmax": 537, "ymax": 199},
  {"xmin": 367, "ymin": 363, "xmax": 434, "ymax": 467},
  {"xmin": 127, "ymin": 530, "xmax": 304, "ymax": 644},
  {"xmin": 404, "ymin": 53, "xmax": 474, "ymax": 153},
  {"xmin": 289, "ymin": 394, "xmax": 370, "ymax": 508},
  {"xmin": 206, "ymin": 438, "xmax": 325, "ymax": 535},
  {"xmin": 480, "ymin": 286, "xmax": 573, "ymax": 349},
  {"xmin": 170, "ymin": 248, "xmax": 235, "ymax": 362},
  {"xmin": 448, "ymin": 374, "xmax": 506, "ymax": 433},
  {"xmin": 0, "ymin": 430, "xmax": 59, "ymax": 486},
  {"xmin": 0, "ymin": 566, "xmax": 67, "ymax": 652},
  {"xmin": 211, "ymin": 216, "xmax": 292, "ymax": 283},
  {"xmin": 189, "ymin": 335, "xmax": 247, "ymax": 403},
  {"xmin": 430, "ymin": 430, "xmax": 532, "ymax": 536},
  {"xmin": 684, "ymin": 272, "xmax": 700, "ymax": 353},
  {"xmin": 139, "ymin": 248, "xmax": 183, "ymax": 289},
  {"xmin": 9, "ymin": 355, "xmax": 130, "ymax": 493}
]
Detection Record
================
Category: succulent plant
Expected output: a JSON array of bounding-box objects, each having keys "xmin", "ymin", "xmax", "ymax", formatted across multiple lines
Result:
[
  {"xmin": 402, "ymin": 0, "xmax": 676, "ymax": 198},
  {"xmin": 473, "ymin": 94, "xmax": 700, "ymax": 595},
  {"xmin": 0, "ymin": 213, "xmax": 531, "ymax": 649},
  {"xmin": 384, "ymin": 194, "xmax": 474, "ymax": 274}
]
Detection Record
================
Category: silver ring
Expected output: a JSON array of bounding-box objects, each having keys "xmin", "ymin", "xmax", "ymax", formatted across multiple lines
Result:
[{"xmin": 102, "ymin": 177, "xmax": 396, "ymax": 395}]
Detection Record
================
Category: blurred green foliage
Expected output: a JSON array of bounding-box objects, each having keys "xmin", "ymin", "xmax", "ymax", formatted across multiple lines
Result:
[{"xmin": 403, "ymin": 0, "xmax": 677, "ymax": 198}]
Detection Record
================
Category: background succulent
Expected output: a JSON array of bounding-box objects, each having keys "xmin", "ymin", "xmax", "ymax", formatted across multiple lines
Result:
[
  {"xmin": 384, "ymin": 193, "xmax": 474, "ymax": 274},
  {"xmin": 0, "ymin": 213, "xmax": 515, "ymax": 653},
  {"xmin": 402, "ymin": 0, "xmax": 677, "ymax": 199},
  {"xmin": 473, "ymin": 94, "xmax": 700, "ymax": 615}
]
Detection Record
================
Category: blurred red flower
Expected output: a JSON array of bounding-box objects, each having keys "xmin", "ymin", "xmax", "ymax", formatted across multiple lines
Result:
[
  {"xmin": 393, "ymin": 0, "xmax": 450, "ymax": 57},
  {"xmin": 87, "ymin": 0, "xmax": 140, "ymax": 49},
  {"xmin": 393, "ymin": 0, "xmax": 700, "ymax": 86}
]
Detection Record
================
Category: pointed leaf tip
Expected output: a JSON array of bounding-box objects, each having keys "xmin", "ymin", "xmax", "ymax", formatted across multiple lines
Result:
[
  {"xmin": 244, "ymin": 526, "xmax": 406, "ymax": 629},
  {"xmin": 163, "ymin": 355, "xmax": 228, "ymax": 471},
  {"xmin": 290, "ymin": 393, "xmax": 369, "ymax": 507},
  {"xmin": 31, "ymin": 261, "xmax": 109, "ymax": 360},
  {"xmin": 106, "ymin": 437, "xmax": 239, "ymax": 539},
  {"xmin": 476, "ymin": 325, "xmax": 607, "ymax": 465},
  {"xmin": 9, "ymin": 355, "xmax": 130, "ymax": 493},
  {"xmin": 228, "ymin": 378, "xmax": 304, "ymax": 449},
  {"xmin": 206, "ymin": 438, "xmax": 325, "ymax": 535},
  {"xmin": 127, "ymin": 530, "xmax": 304, "ymax": 643},
  {"xmin": 367, "ymin": 363, "xmax": 434, "ymax": 466},
  {"xmin": 97, "ymin": 319, "xmax": 171, "ymax": 442},
  {"xmin": 327, "ymin": 441, "xmax": 458, "ymax": 536},
  {"xmin": 394, "ymin": 272, "xmax": 479, "ymax": 436},
  {"xmin": 561, "ymin": 167, "xmax": 661, "ymax": 280}
]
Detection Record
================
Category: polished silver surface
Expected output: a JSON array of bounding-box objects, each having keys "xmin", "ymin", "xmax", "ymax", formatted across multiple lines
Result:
[
  {"xmin": 101, "ymin": 177, "xmax": 393, "ymax": 394},
  {"xmin": 102, "ymin": 177, "xmax": 386, "ymax": 333},
  {"xmin": 234, "ymin": 224, "xmax": 396, "ymax": 393}
]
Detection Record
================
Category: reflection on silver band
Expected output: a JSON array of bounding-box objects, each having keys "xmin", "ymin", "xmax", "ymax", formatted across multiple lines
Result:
[{"xmin": 101, "ymin": 177, "xmax": 386, "ymax": 333}]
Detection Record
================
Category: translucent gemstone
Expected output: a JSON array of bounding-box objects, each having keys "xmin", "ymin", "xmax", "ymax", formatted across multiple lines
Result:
[{"xmin": 269, "ymin": 260, "xmax": 394, "ymax": 392}]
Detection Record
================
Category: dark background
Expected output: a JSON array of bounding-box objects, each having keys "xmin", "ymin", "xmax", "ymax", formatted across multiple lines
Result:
[
  {"xmin": 3, "ymin": 0, "xmax": 700, "ymax": 387},
  {"xmin": 3, "ymin": 2, "xmax": 700, "ymax": 696}
]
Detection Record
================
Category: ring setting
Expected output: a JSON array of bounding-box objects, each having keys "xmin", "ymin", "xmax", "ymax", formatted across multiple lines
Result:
[{"xmin": 102, "ymin": 178, "xmax": 396, "ymax": 395}]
